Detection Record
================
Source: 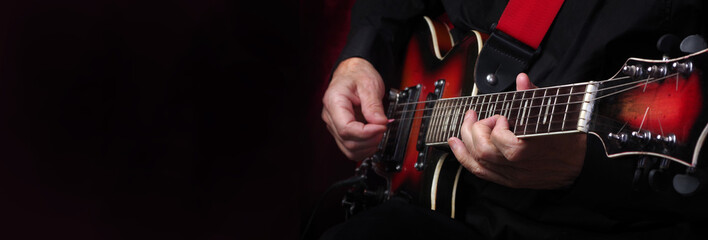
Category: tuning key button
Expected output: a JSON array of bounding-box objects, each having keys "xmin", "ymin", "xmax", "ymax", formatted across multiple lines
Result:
[{"xmin": 680, "ymin": 34, "xmax": 707, "ymax": 54}]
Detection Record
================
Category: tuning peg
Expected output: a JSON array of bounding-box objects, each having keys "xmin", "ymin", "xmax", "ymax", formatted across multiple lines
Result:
[
  {"xmin": 680, "ymin": 35, "xmax": 707, "ymax": 54},
  {"xmin": 657, "ymin": 34, "xmax": 681, "ymax": 58}
]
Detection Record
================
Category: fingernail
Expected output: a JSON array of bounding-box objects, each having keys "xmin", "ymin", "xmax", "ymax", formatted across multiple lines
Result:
[
  {"xmin": 447, "ymin": 137, "xmax": 458, "ymax": 147},
  {"xmin": 465, "ymin": 110, "xmax": 474, "ymax": 120}
]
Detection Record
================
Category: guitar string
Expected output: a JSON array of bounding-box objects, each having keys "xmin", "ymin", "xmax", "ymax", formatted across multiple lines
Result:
[
  {"xmin": 427, "ymin": 109, "xmax": 585, "ymax": 130},
  {"xmin": 423, "ymin": 108, "xmax": 662, "ymax": 140},
  {"xmin": 424, "ymin": 117, "xmax": 587, "ymax": 141},
  {"xmin": 423, "ymin": 115, "xmax": 641, "ymax": 142},
  {"xmin": 389, "ymin": 75, "xmax": 632, "ymax": 108},
  {"xmin": 390, "ymin": 74, "xmax": 672, "ymax": 115},
  {"xmin": 388, "ymin": 74, "xmax": 671, "ymax": 122}
]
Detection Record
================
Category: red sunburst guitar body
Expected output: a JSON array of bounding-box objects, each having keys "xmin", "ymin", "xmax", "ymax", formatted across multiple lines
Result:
[{"xmin": 343, "ymin": 17, "xmax": 708, "ymax": 220}]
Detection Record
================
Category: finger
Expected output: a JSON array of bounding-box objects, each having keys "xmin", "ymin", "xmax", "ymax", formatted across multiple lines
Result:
[
  {"xmin": 357, "ymin": 80, "xmax": 388, "ymax": 125},
  {"xmin": 449, "ymin": 137, "xmax": 510, "ymax": 185},
  {"xmin": 325, "ymin": 106, "xmax": 386, "ymax": 160},
  {"xmin": 515, "ymin": 73, "xmax": 538, "ymax": 91},
  {"xmin": 468, "ymin": 114, "xmax": 501, "ymax": 149},
  {"xmin": 325, "ymin": 92, "xmax": 387, "ymax": 141},
  {"xmin": 489, "ymin": 115, "xmax": 524, "ymax": 161},
  {"xmin": 459, "ymin": 110, "xmax": 480, "ymax": 152}
]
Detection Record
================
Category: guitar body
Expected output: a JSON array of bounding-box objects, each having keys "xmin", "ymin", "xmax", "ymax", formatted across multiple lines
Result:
[
  {"xmin": 365, "ymin": 17, "xmax": 484, "ymax": 218},
  {"xmin": 346, "ymin": 16, "xmax": 708, "ymax": 219}
]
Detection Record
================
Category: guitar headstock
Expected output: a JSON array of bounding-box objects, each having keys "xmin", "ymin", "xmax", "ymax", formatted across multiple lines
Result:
[{"xmin": 589, "ymin": 48, "xmax": 708, "ymax": 169}]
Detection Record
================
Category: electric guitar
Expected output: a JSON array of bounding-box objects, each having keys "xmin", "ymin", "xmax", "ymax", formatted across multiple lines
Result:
[{"xmin": 342, "ymin": 17, "xmax": 708, "ymax": 219}]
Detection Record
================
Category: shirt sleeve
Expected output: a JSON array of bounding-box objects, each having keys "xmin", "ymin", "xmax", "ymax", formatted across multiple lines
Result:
[{"xmin": 335, "ymin": 0, "xmax": 444, "ymax": 84}]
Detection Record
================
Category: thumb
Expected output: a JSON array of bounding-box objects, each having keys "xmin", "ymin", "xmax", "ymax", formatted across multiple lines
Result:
[
  {"xmin": 358, "ymin": 82, "xmax": 388, "ymax": 125},
  {"xmin": 516, "ymin": 73, "xmax": 538, "ymax": 91}
]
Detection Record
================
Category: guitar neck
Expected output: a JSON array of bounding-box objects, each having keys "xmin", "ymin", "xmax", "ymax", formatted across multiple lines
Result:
[{"xmin": 424, "ymin": 82, "xmax": 598, "ymax": 146}]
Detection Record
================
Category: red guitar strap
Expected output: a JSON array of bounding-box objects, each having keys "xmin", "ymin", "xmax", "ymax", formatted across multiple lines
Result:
[
  {"xmin": 474, "ymin": 0, "xmax": 566, "ymax": 93},
  {"xmin": 496, "ymin": 0, "xmax": 565, "ymax": 49}
]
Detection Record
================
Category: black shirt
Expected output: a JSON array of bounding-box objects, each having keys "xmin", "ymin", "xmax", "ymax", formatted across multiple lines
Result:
[{"xmin": 335, "ymin": 0, "xmax": 708, "ymax": 239}]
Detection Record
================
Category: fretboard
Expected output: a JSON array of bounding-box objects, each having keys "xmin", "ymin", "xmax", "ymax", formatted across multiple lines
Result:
[{"xmin": 425, "ymin": 82, "xmax": 596, "ymax": 145}]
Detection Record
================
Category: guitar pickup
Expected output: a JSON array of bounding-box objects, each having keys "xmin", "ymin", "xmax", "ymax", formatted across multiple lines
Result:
[{"xmin": 374, "ymin": 85, "xmax": 421, "ymax": 172}]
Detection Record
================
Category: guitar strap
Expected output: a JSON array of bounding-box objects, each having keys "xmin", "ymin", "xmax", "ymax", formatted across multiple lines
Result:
[{"xmin": 474, "ymin": 0, "xmax": 565, "ymax": 93}]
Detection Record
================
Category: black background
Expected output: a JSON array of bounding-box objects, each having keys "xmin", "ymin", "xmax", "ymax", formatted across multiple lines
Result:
[{"xmin": 0, "ymin": 0, "xmax": 355, "ymax": 239}]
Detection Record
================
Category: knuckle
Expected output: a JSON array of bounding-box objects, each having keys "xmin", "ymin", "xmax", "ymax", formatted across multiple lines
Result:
[
  {"xmin": 471, "ymin": 165, "xmax": 486, "ymax": 178},
  {"xmin": 342, "ymin": 141, "xmax": 358, "ymax": 150},
  {"xmin": 476, "ymin": 144, "xmax": 497, "ymax": 160},
  {"xmin": 503, "ymin": 150, "xmax": 521, "ymax": 162},
  {"xmin": 337, "ymin": 127, "xmax": 353, "ymax": 138},
  {"xmin": 321, "ymin": 110, "xmax": 329, "ymax": 123}
]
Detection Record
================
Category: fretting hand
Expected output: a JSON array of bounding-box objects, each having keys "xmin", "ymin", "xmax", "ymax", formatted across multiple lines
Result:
[{"xmin": 448, "ymin": 73, "xmax": 587, "ymax": 189}]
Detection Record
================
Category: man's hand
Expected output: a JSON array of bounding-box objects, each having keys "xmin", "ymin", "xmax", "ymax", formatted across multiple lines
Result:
[
  {"xmin": 447, "ymin": 73, "xmax": 586, "ymax": 189},
  {"xmin": 322, "ymin": 58, "xmax": 388, "ymax": 161}
]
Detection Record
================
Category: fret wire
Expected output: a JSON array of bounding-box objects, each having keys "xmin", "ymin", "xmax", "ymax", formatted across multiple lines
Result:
[
  {"xmin": 401, "ymin": 108, "xmax": 586, "ymax": 123},
  {"xmin": 549, "ymin": 88, "xmax": 560, "ymax": 132},
  {"xmin": 423, "ymin": 117, "xmax": 586, "ymax": 144},
  {"xmin": 496, "ymin": 94, "xmax": 503, "ymax": 116},
  {"xmin": 434, "ymin": 99, "xmax": 444, "ymax": 142},
  {"xmin": 451, "ymin": 98, "xmax": 460, "ymax": 139},
  {"xmin": 477, "ymin": 95, "xmax": 492, "ymax": 121},
  {"xmin": 459, "ymin": 97, "xmax": 468, "ymax": 137},
  {"xmin": 475, "ymin": 95, "xmax": 482, "ymax": 120},
  {"xmin": 446, "ymin": 99, "xmax": 455, "ymax": 141},
  {"xmin": 392, "ymin": 90, "xmax": 586, "ymax": 114},
  {"xmin": 437, "ymin": 99, "xmax": 448, "ymax": 142},
  {"xmin": 395, "ymin": 96, "xmax": 589, "ymax": 115},
  {"xmin": 397, "ymin": 96, "xmax": 588, "ymax": 122},
  {"xmin": 509, "ymin": 92, "xmax": 518, "ymax": 133},
  {"xmin": 562, "ymin": 86, "xmax": 574, "ymax": 130},
  {"xmin": 444, "ymin": 99, "xmax": 453, "ymax": 141},
  {"xmin": 536, "ymin": 89, "xmax": 548, "ymax": 134},
  {"xmin": 395, "ymin": 73, "xmax": 671, "ymax": 118},
  {"xmin": 543, "ymin": 90, "xmax": 551, "ymax": 125},
  {"xmin": 492, "ymin": 94, "xmax": 498, "ymax": 117},
  {"xmin": 430, "ymin": 99, "xmax": 439, "ymax": 142},
  {"xmin": 524, "ymin": 90, "xmax": 536, "ymax": 135},
  {"xmin": 450, "ymin": 98, "xmax": 462, "ymax": 139},
  {"xmin": 514, "ymin": 92, "xmax": 523, "ymax": 134},
  {"xmin": 391, "ymin": 74, "xmax": 643, "ymax": 108},
  {"xmin": 499, "ymin": 93, "xmax": 509, "ymax": 117},
  {"xmin": 459, "ymin": 96, "xmax": 473, "ymax": 138},
  {"xmin": 412, "ymin": 74, "xmax": 687, "ymax": 141},
  {"xmin": 429, "ymin": 98, "xmax": 440, "ymax": 142}
]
